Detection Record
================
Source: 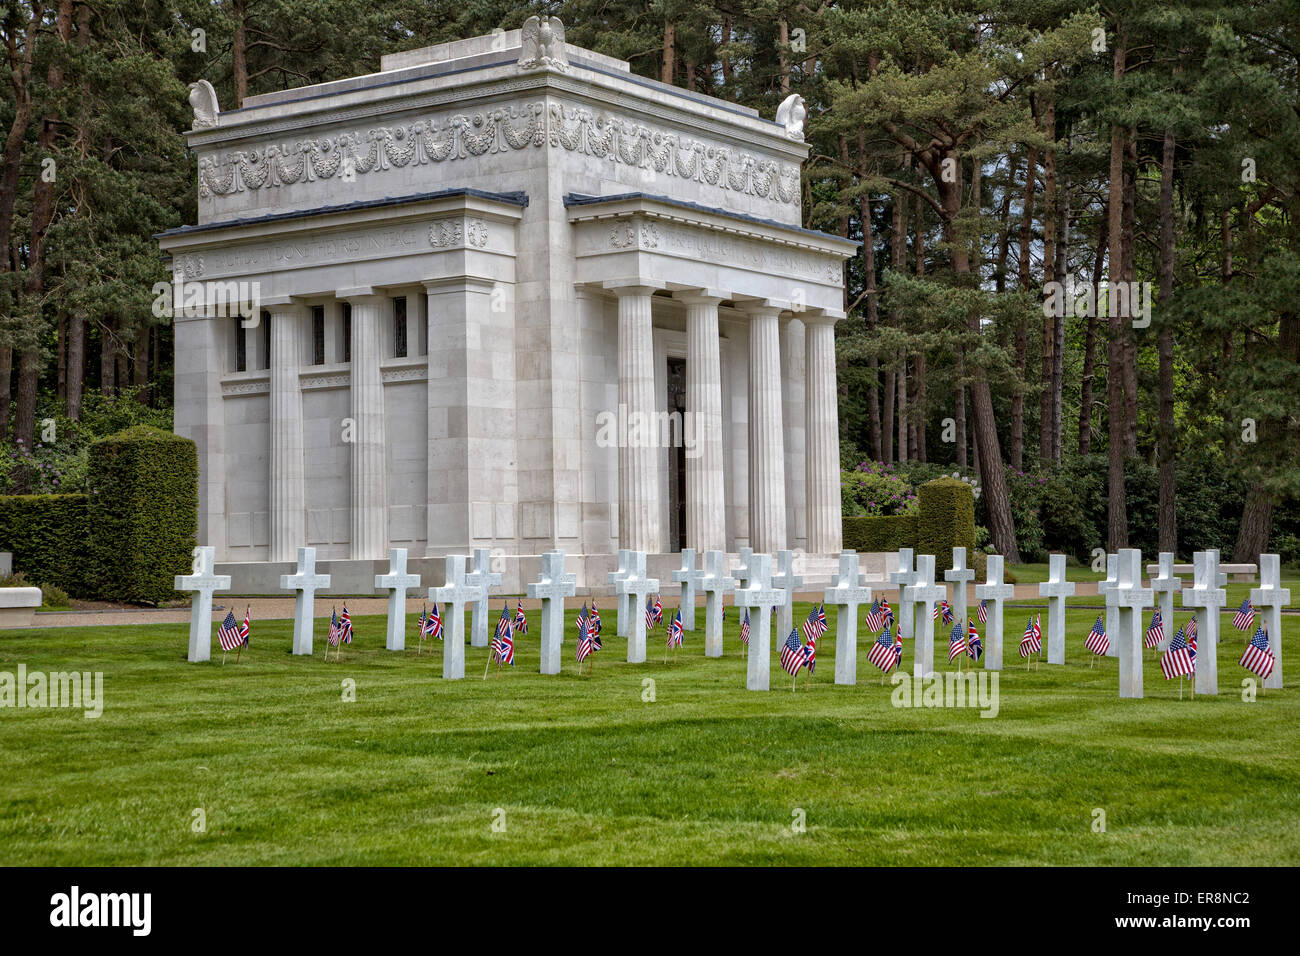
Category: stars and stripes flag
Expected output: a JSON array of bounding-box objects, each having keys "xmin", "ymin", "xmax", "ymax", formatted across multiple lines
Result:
[
  {"xmin": 668, "ymin": 608, "xmax": 684, "ymax": 649},
  {"xmin": 218, "ymin": 610, "xmax": 248, "ymax": 652},
  {"xmin": 1144, "ymin": 609, "xmax": 1165, "ymax": 649},
  {"xmin": 780, "ymin": 630, "xmax": 808, "ymax": 676},
  {"xmin": 966, "ymin": 619, "xmax": 983, "ymax": 661},
  {"xmin": 740, "ymin": 609, "xmax": 751, "ymax": 647},
  {"xmin": 646, "ymin": 594, "xmax": 663, "ymax": 629},
  {"xmin": 933, "ymin": 599, "xmax": 954, "ymax": 624},
  {"xmin": 328, "ymin": 608, "xmax": 343, "ymax": 647},
  {"xmin": 1232, "ymin": 598, "xmax": 1255, "ymax": 632},
  {"xmin": 576, "ymin": 604, "xmax": 594, "ymax": 663},
  {"xmin": 1160, "ymin": 627, "xmax": 1196, "ymax": 680},
  {"xmin": 801, "ymin": 604, "xmax": 827, "ymax": 644},
  {"xmin": 1239, "ymin": 626, "xmax": 1274, "ymax": 679},
  {"xmin": 514, "ymin": 600, "xmax": 528, "ymax": 634},
  {"xmin": 424, "ymin": 602, "xmax": 443, "ymax": 640},
  {"xmin": 1019, "ymin": 615, "xmax": 1042, "ymax": 657},
  {"xmin": 977, "ymin": 599, "xmax": 989, "ymax": 624},
  {"xmin": 339, "ymin": 604, "xmax": 353, "ymax": 644},
  {"xmin": 1084, "ymin": 614, "xmax": 1108, "ymax": 656},
  {"xmin": 491, "ymin": 605, "xmax": 515, "ymax": 666},
  {"xmin": 868, "ymin": 626, "xmax": 902, "ymax": 674},
  {"xmin": 1185, "ymin": 614, "xmax": 1199, "ymax": 642},
  {"xmin": 948, "ymin": 621, "xmax": 967, "ymax": 663},
  {"xmin": 865, "ymin": 599, "xmax": 885, "ymax": 632}
]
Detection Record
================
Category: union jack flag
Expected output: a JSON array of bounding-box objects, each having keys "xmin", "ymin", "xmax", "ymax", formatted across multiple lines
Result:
[
  {"xmin": 740, "ymin": 609, "xmax": 750, "ymax": 646},
  {"xmin": 1239, "ymin": 626, "xmax": 1274, "ymax": 679},
  {"xmin": 966, "ymin": 619, "xmax": 982, "ymax": 661},
  {"xmin": 1084, "ymin": 614, "xmax": 1108, "ymax": 656},
  {"xmin": 780, "ymin": 630, "xmax": 808, "ymax": 676},
  {"xmin": 646, "ymin": 594, "xmax": 663, "ymax": 629},
  {"xmin": 339, "ymin": 604, "xmax": 353, "ymax": 644},
  {"xmin": 1231, "ymin": 598, "xmax": 1255, "ymax": 632},
  {"xmin": 668, "ymin": 608, "xmax": 684, "ymax": 649},
  {"xmin": 217, "ymin": 610, "xmax": 249, "ymax": 652},
  {"xmin": 805, "ymin": 628, "xmax": 818, "ymax": 674},
  {"xmin": 576, "ymin": 605, "xmax": 594, "ymax": 663},
  {"xmin": 881, "ymin": 597, "xmax": 894, "ymax": 628},
  {"xmin": 948, "ymin": 621, "xmax": 967, "ymax": 663},
  {"xmin": 977, "ymin": 599, "xmax": 989, "ymax": 623},
  {"xmin": 933, "ymin": 599, "xmax": 954, "ymax": 624},
  {"xmin": 589, "ymin": 599, "xmax": 602, "ymax": 636},
  {"xmin": 424, "ymin": 602, "xmax": 442, "ymax": 640},
  {"xmin": 327, "ymin": 608, "xmax": 343, "ymax": 647},
  {"xmin": 491, "ymin": 605, "xmax": 515, "ymax": 666},
  {"xmin": 867, "ymin": 626, "xmax": 902, "ymax": 673},
  {"xmin": 514, "ymin": 600, "xmax": 528, "ymax": 634},
  {"xmin": 1144, "ymin": 610, "xmax": 1165, "ymax": 649},
  {"xmin": 1160, "ymin": 627, "xmax": 1196, "ymax": 679},
  {"xmin": 1019, "ymin": 615, "xmax": 1041, "ymax": 657},
  {"xmin": 801, "ymin": 604, "xmax": 827, "ymax": 644},
  {"xmin": 865, "ymin": 599, "xmax": 885, "ymax": 632}
]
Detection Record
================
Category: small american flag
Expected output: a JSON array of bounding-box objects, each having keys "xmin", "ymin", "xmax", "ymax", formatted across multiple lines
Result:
[
  {"xmin": 1019, "ymin": 615, "xmax": 1041, "ymax": 657},
  {"xmin": 339, "ymin": 604, "xmax": 353, "ymax": 644},
  {"xmin": 867, "ymin": 626, "xmax": 902, "ymax": 673},
  {"xmin": 1144, "ymin": 610, "xmax": 1165, "ymax": 649},
  {"xmin": 496, "ymin": 603, "xmax": 513, "ymax": 640},
  {"xmin": 217, "ymin": 610, "xmax": 246, "ymax": 652},
  {"xmin": 948, "ymin": 621, "xmax": 967, "ymax": 663},
  {"xmin": 491, "ymin": 606, "xmax": 515, "ymax": 666},
  {"xmin": 801, "ymin": 605, "xmax": 826, "ymax": 644},
  {"xmin": 864, "ymin": 599, "xmax": 885, "ymax": 632},
  {"xmin": 327, "ymin": 608, "xmax": 343, "ymax": 647},
  {"xmin": 646, "ymin": 594, "xmax": 663, "ymax": 629},
  {"xmin": 1231, "ymin": 598, "xmax": 1255, "ymax": 632},
  {"xmin": 1239, "ymin": 626, "xmax": 1274, "ymax": 679},
  {"xmin": 780, "ymin": 630, "xmax": 807, "ymax": 676},
  {"xmin": 668, "ymin": 608, "xmax": 684, "ymax": 649},
  {"xmin": 1084, "ymin": 614, "xmax": 1108, "ymax": 656},
  {"xmin": 576, "ymin": 606, "xmax": 594, "ymax": 663},
  {"xmin": 1185, "ymin": 614, "xmax": 1198, "ymax": 642},
  {"xmin": 977, "ymin": 599, "xmax": 989, "ymax": 623},
  {"xmin": 425, "ymin": 602, "xmax": 443, "ymax": 640},
  {"xmin": 740, "ymin": 609, "xmax": 750, "ymax": 646},
  {"xmin": 514, "ymin": 600, "xmax": 528, "ymax": 634},
  {"xmin": 1160, "ymin": 627, "xmax": 1195, "ymax": 679},
  {"xmin": 966, "ymin": 620, "xmax": 982, "ymax": 661}
]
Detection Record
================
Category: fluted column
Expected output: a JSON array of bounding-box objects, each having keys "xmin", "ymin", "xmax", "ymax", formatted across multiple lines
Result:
[
  {"xmin": 805, "ymin": 315, "xmax": 843, "ymax": 553},
  {"xmin": 744, "ymin": 303, "xmax": 787, "ymax": 552},
  {"xmin": 344, "ymin": 293, "xmax": 388, "ymax": 559},
  {"xmin": 677, "ymin": 290, "xmax": 726, "ymax": 553},
  {"xmin": 268, "ymin": 304, "xmax": 307, "ymax": 562},
  {"xmin": 781, "ymin": 317, "xmax": 806, "ymax": 550},
  {"xmin": 611, "ymin": 284, "xmax": 662, "ymax": 552}
]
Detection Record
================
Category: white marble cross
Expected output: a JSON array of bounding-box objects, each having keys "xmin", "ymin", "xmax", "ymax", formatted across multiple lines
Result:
[
  {"xmin": 607, "ymin": 549, "xmax": 632, "ymax": 637},
  {"xmin": 735, "ymin": 553, "xmax": 785, "ymax": 691},
  {"xmin": 613, "ymin": 550, "xmax": 659, "ymax": 664},
  {"xmin": 1181, "ymin": 549, "xmax": 1227, "ymax": 695},
  {"xmin": 1096, "ymin": 553, "xmax": 1120, "ymax": 658},
  {"xmin": 732, "ymin": 546, "xmax": 755, "ymax": 590},
  {"xmin": 280, "ymin": 547, "xmax": 331, "ymax": 656},
  {"xmin": 1251, "ymin": 554, "xmax": 1290, "ymax": 690},
  {"xmin": 526, "ymin": 550, "xmax": 577, "ymax": 675},
  {"xmin": 903, "ymin": 554, "xmax": 946, "ymax": 678},
  {"xmin": 174, "ymin": 546, "xmax": 232, "ymax": 663},
  {"xmin": 772, "ymin": 549, "xmax": 803, "ymax": 640},
  {"xmin": 671, "ymin": 548, "xmax": 698, "ymax": 631},
  {"xmin": 1110, "ymin": 548, "xmax": 1153, "ymax": 698},
  {"xmin": 694, "ymin": 549, "xmax": 736, "ymax": 659},
  {"xmin": 466, "ymin": 548, "xmax": 502, "ymax": 648},
  {"xmin": 975, "ymin": 554, "xmax": 1015, "ymax": 670},
  {"xmin": 889, "ymin": 548, "xmax": 917, "ymax": 640},
  {"xmin": 430, "ymin": 554, "xmax": 484, "ymax": 680},
  {"xmin": 944, "ymin": 546, "xmax": 976, "ymax": 628},
  {"xmin": 375, "ymin": 548, "xmax": 420, "ymax": 652},
  {"xmin": 823, "ymin": 550, "xmax": 872, "ymax": 686},
  {"xmin": 1037, "ymin": 553, "xmax": 1076, "ymax": 665},
  {"xmin": 1148, "ymin": 553, "xmax": 1182, "ymax": 652}
]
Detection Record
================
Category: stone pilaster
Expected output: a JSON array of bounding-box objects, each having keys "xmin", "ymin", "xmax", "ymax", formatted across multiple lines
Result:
[
  {"xmin": 172, "ymin": 311, "xmax": 227, "ymax": 557},
  {"xmin": 743, "ymin": 303, "xmax": 787, "ymax": 553},
  {"xmin": 343, "ymin": 292, "xmax": 388, "ymax": 560},
  {"xmin": 677, "ymin": 290, "xmax": 726, "ymax": 553},
  {"xmin": 610, "ymin": 284, "xmax": 662, "ymax": 552},
  {"xmin": 268, "ymin": 303, "xmax": 307, "ymax": 562},
  {"xmin": 805, "ymin": 315, "xmax": 842, "ymax": 553}
]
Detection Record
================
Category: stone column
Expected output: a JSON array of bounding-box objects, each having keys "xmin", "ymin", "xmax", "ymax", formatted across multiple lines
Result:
[
  {"xmin": 611, "ymin": 284, "xmax": 662, "ymax": 553},
  {"xmin": 677, "ymin": 290, "xmax": 726, "ymax": 553},
  {"xmin": 343, "ymin": 293, "xmax": 388, "ymax": 560},
  {"xmin": 804, "ymin": 315, "xmax": 842, "ymax": 553},
  {"xmin": 781, "ymin": 317, "xmax": 806, "ymax": 551},
  {"xmin": 743, "ymin": 303, "xmax": 786, "ymax": 553},
  {"xmin": 268, "ymin": 303, "xmax": 307, "ymax": 562}
]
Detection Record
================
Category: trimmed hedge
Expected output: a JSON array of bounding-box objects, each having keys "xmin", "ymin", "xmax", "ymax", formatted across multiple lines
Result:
[
  {"xmin": 917, "ymin": 478, "xmax": 976, "ymax": 573},
  {"xmin": 842, "ymin": 514, "xmax": 918, "ymax": 553},
  {"xmin": 0, "ymin": 494, "xmax": 89, "ymax": 594},
  {"xmin": 86, "ymin": 425, "xmax": 198, "ymax": 605}
]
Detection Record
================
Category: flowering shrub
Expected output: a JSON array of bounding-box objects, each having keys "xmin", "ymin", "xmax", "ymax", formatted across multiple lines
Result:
[{"xmin": 841, "ymin": 460, "xmax": 920, "ymax": 517}]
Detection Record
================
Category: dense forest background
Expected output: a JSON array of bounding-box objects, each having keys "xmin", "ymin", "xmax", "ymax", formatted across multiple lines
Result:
[{"xmin": 1, "ymin": 0, "xmax": 1297, "ymax": 564}]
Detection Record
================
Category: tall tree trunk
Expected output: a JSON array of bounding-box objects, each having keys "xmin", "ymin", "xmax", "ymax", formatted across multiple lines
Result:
[
  {"xmin": 100, "ymin": 319, "xmax": 116, "ymax": 397},
  {"xmin": 892, "ymin": 181, "xmax": 908, "ymax": 462},
  {"xmin": 1039, "ymin": 88, "xmax": 1057, "ymax": 464},
  {"xmin": 994, "ymin": 153, "xmax": 1019, "ymax": 294},
  {"xmin": 1012, "ymin": 142, "xmax": 1037, "ymax": 471},
  {"xmin": 0, "ymin": 3, "xmax": 42, "ymax": 278},
  {"xmin": 1233, "ymin": 485, "xmax": 1273, "ymax": 563},
  {"xmin": 858, "ymin": 140, "xmax": 882, "ymax": 460},
  {"xmin": 233, "ymin": 0, "xmax": 248, "ymax": 106},
  {"xmin": 882, "ymin": 369, "xmax": 895, "ymax": 463},
  {"xmin": 0, "ymin": 349, "xmax": 10, "ymax": 440},
  {"xmin": 777, "ymin": 20, "xmax": 790, "ymax": 94},
  {"xmin": 720, "ymin": 16, "xmax": 733, "ymax": 85},
  {"xmin": 897, "ymin": 357, "xmax": 909, "ymax": 462},
  {"xmin": 1079, "ymin": 213, "xmax": 1107, "ymax": 455},
  {"xmin": 1157, "ymin": 126, "xmax": 1178, "ymax": 554},
  {"xmin": 1120, "ymin": 133, "xmax": 1139, "ymax": 455},
  {"xmin": 1052, "ymin": 131, "xmax": 1069, "ymax": 465},
  {"xmin": 912, "ymin": 191, "xmax": 926, "ymax": 459},
  {"xmin": 1105, "ymin": 41, "xmax": 1129, "ymax": 551}
]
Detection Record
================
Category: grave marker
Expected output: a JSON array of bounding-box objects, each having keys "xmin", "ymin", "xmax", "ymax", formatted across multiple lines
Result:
[
  {"xmin": 823, "ymin": 550, "xmax": 872, "ymax": 686},
  {"xmin": 974, "ymin": 555, "xmax": 1015, "ymax": 670},
  {"xmin": 279, "ymin": 547, "xmax": 330, "ymax": 656},
  {"xmin": 527, "ymin": 550, "xmax": 577, "ymax": 675},
  {"xmin": 889, "ymin": 548, "xmax": 917, "ymax": 640},
  {"xmin": 1037, "ymin": 553, "xmax": 1076, "ymax": 665},
  {"xmin": 671, "ymin": 548, "xmax": 698, "ymax": 631},
  {"xmin": 466, "ymin": 547, "xmax": 502, "ymax": 648},
  {"xmin": 175, "ymin": 546, "xmax": 232, "ymax": 663},
  {"xmin": 1148, "ymin": 553, "xmax": 1182, "ymax": 652},
  {"xmin": 903, "ymin": 554, "xmax": 946, "ymax": 678},
  {"xmin": 607, "ymin": 549, "xmax": 632, "ymax": 637},
  {"xmin": 735, "ymin": 553, "xmax": 785, "ymax": 691},
  {"xmin": 772, "ymin": 549, "xmax": 803, "ymax": 640},
  {"xmin": 944, "ymin": 547, "xmax": 976, "ymax": 628},
  {"xmin": 694, "ymin": 549, "xmax": 736, "ymax": 658},
  {"xmin": 430, "ymin": 554, "xmax": 484, "ymax": 680},
  {"xmin": 1181, "ymin": 549, "xmax": 1227, "ymax": 695},
  {"xmin": 613, "ymin": 550, "xmax": 659, "ymax": 663},
  {"xmin": 375, "ymin": 548, "xmax": 420, "ymax": 651},
  {"xmin": 1096, "ymin": 553, "xmax": 1119, "ymax": 658},
  {"xmin": 1251, "ymin": 554, "xmax": 1290, "ymax": 691},
  {"xmin": 1110, "ymin": 548, "xmax": 1153, "ymax": 698}
]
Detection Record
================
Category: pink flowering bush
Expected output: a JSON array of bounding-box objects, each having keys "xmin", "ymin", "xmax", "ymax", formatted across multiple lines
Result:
[{"xmin": 841, "ymin": 460, "xmax": 920, "ymax": 517}]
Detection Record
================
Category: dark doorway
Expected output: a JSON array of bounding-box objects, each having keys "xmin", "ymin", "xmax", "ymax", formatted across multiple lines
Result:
[{"xmin": 667, "ymin": 357, "xmax": 687, "ymax": 552}]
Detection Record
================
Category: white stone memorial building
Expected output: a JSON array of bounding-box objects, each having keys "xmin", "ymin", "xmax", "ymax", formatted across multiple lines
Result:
[{"xmin": 160, "ymin": 22, "xmax": 855, "ymax": 590}]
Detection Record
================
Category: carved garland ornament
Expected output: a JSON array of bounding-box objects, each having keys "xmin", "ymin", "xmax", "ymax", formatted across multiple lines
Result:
[{"xmin": 197, "ymin": 101, "xmax": 800, "ymax": 206}]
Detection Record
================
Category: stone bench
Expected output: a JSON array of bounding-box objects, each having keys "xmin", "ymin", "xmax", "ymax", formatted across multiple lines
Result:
[
  {"xmin": 1146, "ymin": 562, "xmax": 1257, "ymax": 583},
  {"xmin": 0, "ymin": 587, "xmax": 43, "ymax": 628}
]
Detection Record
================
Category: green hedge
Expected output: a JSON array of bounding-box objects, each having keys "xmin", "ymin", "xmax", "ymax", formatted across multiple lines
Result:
[
  {"xmin": 842, "ymin": 514, "xmax": 918, "ymax": 553},
  {"xmin": 86, "ymin": 425, "xmax": 197, "ymax": 605},
  {"xmin": 0, "ymin": 494, "xmax": 89, "ymax": 594},
  {"xmin": 917, "ymin": 478, "xmax": 976, "ymax": 573}
]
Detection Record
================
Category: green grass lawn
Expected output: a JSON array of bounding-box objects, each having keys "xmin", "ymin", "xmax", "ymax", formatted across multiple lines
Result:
[{"xmin": 1, "ymin": 603, "xmax": 1295, "ymax": 866}]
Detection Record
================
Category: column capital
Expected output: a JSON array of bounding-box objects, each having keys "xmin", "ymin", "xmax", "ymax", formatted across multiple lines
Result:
[
  {"xmin": 734, "ymin": 297, "xmax": 786, "ymax": 319},
  {"xmin": 260, "ymin": 298, "xmax": 310, "ymax": 316},
  {"xmin": 602, "ymin": 278, "xmax": 667, "ymax": 296},
  {"xmin": 672, "ymin": 288, "xmax": 727, "ymax": 306},
  {"xmin": 337, "ymin": 287, "xmax": 388, "ymax": 304},
  {"xmin": 423, "ymin": 276, "xmax": 496, "ymax": 294}
]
